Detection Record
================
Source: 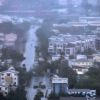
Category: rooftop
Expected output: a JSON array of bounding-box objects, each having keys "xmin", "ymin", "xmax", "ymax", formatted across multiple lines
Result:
[{"xmin": 49, "ymin": 34, "xmax": 96, "ymax": 44}]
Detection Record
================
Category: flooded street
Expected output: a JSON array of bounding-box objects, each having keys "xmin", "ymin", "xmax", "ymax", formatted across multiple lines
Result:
[{"xmin": 22, "ymin": 26, "xmax": 39, "ymax": 71}]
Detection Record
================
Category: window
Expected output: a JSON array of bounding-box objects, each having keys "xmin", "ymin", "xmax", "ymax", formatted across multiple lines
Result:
[
  {"xmin": 7, "ymin": 73, "xmax": 10, "ymax": 76},
  {"xmin": 14, "ymin": 82, "xmax": 16, "ymax": 85},
  {"xmin": 5, "ymin": 92, "xmax": 7, "ymax": 95},
  {"xmin": 2, "ymin": 74, "xmax": 4, "ymax": 76}
]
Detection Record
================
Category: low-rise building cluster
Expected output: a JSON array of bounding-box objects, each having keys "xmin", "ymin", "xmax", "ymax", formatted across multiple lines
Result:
[
  {"xmin": 48, "ymin": 34, "xmax": 100, "ymax": 75},
  {"xmin": 48, "ymin": 34, "xmax": 96, "ymax": 57},
  {"xmin": 0, "ymin": 33, "xmax": 18, "ymax": 49}
]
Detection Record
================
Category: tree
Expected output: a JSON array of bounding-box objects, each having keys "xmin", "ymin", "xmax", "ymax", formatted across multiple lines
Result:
[
  {"xmin": 6, "ymin": 87, "xmax": 27, "ymax": 100},
  {"xmin": 58, "ymin": 60, "xmax": 77, "ymax": 88},
  {"xmin": 34, "ymin": 90, "xmax": 44, "ymax": 100},
  {"xmin": 0, "ymin": 93, "xmax": 6, "ymax": 100},
  {"xmin": 35, "ymin": 59, "xmax": 77, "ymax": 88},
  {"xmin": 75, "ymin": 67, "xmax": 100, "ymax": 96},
  {"xmin": 1, "ymin": 48, "xmax": 25, "ymax": 65},
  {"xmin": 0, "ymin": 22, "xmax": 14, "ymax": 33}
]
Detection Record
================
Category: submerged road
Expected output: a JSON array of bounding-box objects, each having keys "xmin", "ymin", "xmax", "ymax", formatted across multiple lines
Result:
[{"xmin": 22, "ymin": 26, "xmax": 38, "ymax": 71}]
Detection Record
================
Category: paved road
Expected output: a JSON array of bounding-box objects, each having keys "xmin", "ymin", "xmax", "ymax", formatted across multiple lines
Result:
[
  {"xmin": 22, "ymin": 26, "xmax": 38, "ymax": 71},
  {"xmin": 23, "ymin": 25, "xmax": 51, "ymax": 100},
  {"xmin": 26, "ymin": 76, "xmax": 51, "ymax": 100}
]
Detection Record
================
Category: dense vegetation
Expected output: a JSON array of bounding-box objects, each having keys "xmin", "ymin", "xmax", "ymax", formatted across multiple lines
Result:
[{"xmin": 75, "ymin": 66, "xmax": 100, "ymax": 96}]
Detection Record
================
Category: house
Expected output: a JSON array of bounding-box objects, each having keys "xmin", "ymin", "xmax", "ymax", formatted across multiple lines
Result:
[
  {"xmin": 52, "ymin": 76, "xmax": 68, "ymax": 95},
  {"xmin": 4, "ymin": 33, "xmax": 17, "ymax": 47},
  {"xmin": 48, "ymin": 34, "xmax": 96, "ymax": 61},
  {"xmin": 69, "ymin": 59, "xmax": 93, "ymax": 74},
  {"xmin": 0, "ymin": 67, "xmax": 19, "ymax": 96},
  {"xmin": 0, "ymin": 67, "xmax": 19, "ymax": 87}
]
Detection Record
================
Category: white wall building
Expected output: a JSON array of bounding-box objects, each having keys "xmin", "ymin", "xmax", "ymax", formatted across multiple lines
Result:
[
  {"xmin": 69, "ymin": 59, "xmax": 93, "ymax": 74},
  {"xmin": 0, "ymin": 67, "xmax": 19, "ymax": 96},
  {"xmin": 48, "ymin": 34, "xmax": 96, "ymax": 60},
  {"xmin": 0, "ymin": 67, "xmax": 19, "ymax": 87}
]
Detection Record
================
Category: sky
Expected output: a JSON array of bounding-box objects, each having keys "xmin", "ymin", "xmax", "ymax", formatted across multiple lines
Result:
[{"xmin": 0, "ymin": 0, "xmax": 5, "ymax": 6}]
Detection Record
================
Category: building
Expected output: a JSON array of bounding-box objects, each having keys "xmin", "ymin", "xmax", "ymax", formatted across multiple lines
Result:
[
  {"xmin": 0, "ymin": 67, "xmax": 19, "ymax": 87},
  {"xmin": 4, "ymin": 33, "xmax": 17, "ymax": 47},
  {"xmin": 52, "ymin": 76, "xmax": 68, "ymax": 95},
  {"xmin": 0, "ymin": 67, "xmax": 19, "ymax": 96},
  {"xmin": 51, "ymin": 76, "xmax": 96, "ymax": 98},
  {"xmin": 69, "ymin": 59, "xmax": 93, "ymax": 74},
  {"xmin": 48, "ymin": 34, "xmax": 96, "ymax": 60}
]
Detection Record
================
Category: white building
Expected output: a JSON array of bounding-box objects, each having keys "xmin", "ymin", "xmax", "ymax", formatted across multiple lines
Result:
[
  {"xmin": 48, "ymin": 34, "xmax": 96, "ymax": 60},
  {"xmin": 51, "ymin": 75, "xmax": 96, "ymax": 97},
  {"xmin": 4, "ymin": 33, "xmax": 17, "ymax": 47},
  {"xmin": 0, "ymin": 67, "xmax": 19, "ymax": 96},
  {"xmin": 0, "ymin": 67, "xmax": 19, "ymax": 87},
  {"xmin": 69, "ymin": 59, "xmax": 93, "ymax": 74}
]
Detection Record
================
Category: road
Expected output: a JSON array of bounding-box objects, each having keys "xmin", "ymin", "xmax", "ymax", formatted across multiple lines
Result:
[
  {"xmin": 23, "ymin": 25, "xmax": 51, "ymax": 100},
  {"xmin": 23, "ymin": 25, "xmax": 39, "ymax": 100},
  {"xmin": 22, "ymin": 26, "xmax": 38, "ymax": 71},
  {"xmin": 26, "ymin": 76, "xmax": 51, "ymax": 100}
]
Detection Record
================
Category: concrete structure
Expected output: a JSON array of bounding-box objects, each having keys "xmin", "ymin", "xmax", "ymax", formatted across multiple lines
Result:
[
  {"xmin": 51, "ymin": 76, "xmax": 96, "ymax": 98},
  {"xmin": 0, "ymin": 67, "xmax": 19, "ymax": 87},
  {"xmin": 4, "ymin": 33, "xmax": 17, "ymax": 47},
  {"xmin": 69, "ymin": 59, "xmax": 93, "ymax": 74},
  {"xmin": 48, "ymin": 34, "xmax": 96, "ymax": 61},
  {"xmin": 0, "ymin": 67, "xmax": 19, "ymax": 96},
  {"xmin": 52, "ymin": 76, "xmax": 68, "ymax": 95}
]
